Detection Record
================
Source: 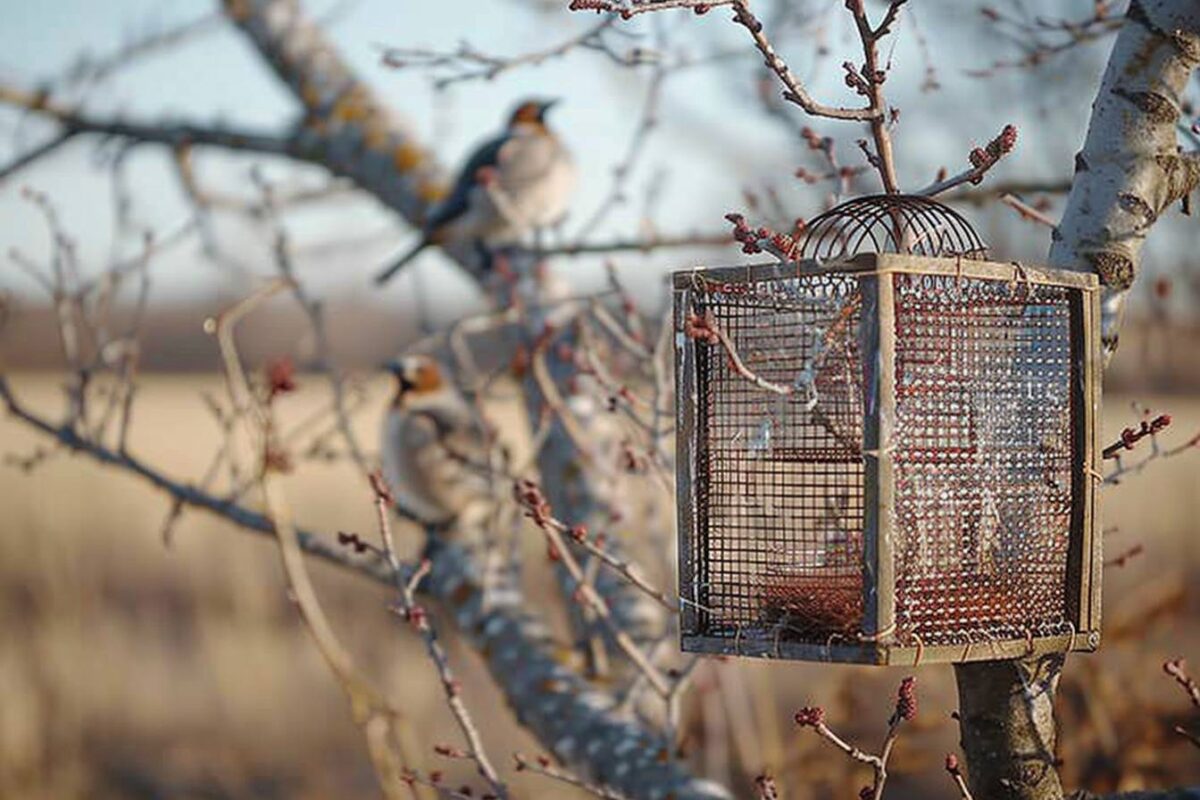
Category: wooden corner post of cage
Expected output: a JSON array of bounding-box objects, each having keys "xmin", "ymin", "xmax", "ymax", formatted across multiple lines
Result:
[
  {"xmin": 859, "ymin": 258, "xmax": 896, "ymax": 652},
  {"xmin": 674, "ymin": 282, "xmax": 701, "ymax": 640}
]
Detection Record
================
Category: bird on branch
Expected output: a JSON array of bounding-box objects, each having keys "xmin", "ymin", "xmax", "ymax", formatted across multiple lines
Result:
[
  {"xmin": 374, "ymin": 98, "xmax": 577, "ymax": 285},
  {"xmin": 379, "ymin": 356, "xmax": 497, "ymax": 531}
]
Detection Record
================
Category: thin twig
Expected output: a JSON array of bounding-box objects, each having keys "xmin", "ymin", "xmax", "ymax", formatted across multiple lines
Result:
[
  {"xmin": 999, "ymin": 193, "xmax": 1056, "ymax": 227},
  {"xmin": 514, "ymin": 753, "xmax": 631, "ymax": 800},
  {"xmin": 794, "ymin": 677, "xmax": 917, "ymax": 800},
  {"xmin": 684, "ymin": 310, "xmax": 792, "ymax": 395},
  {"xmin": 208, "ymin": 282, "xmax": 412, "ymax": 800},
  {"xmin": 566, "ymin": 523, "xmax": 677, "ymax": 612},
  {"xmin": 379, "ymin": 16, "xmax": 649, "ymax": 88},
  {"xmin": 370, "ymin": 472, "xmax": 508, "ymax": 798},
  {"xmin": 1164, "ymin": 660, "xmax": 1200, "ymax": 710},
  {"xmin": 915, "ymin": 124, "xmax": 1019, "ymax": 196},
  {"xmin": 513, "ymin": 480, "xmax": 671, "ymax": 697},
  {"xmin": 944, "ymin": 754, "xmax": 975, "ymax": 799}
]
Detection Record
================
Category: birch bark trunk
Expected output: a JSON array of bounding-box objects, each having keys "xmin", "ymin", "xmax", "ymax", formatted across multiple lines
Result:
[
  {"xmin": 957, "ymin": 3, "xmax": 1200, "ymax": 798},
  {"xmin": 1048, "ymin": 0, "xmax": 1200, "ymax": 357}
]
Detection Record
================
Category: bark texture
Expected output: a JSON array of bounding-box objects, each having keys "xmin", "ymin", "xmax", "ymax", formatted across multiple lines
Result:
[
  {"xmin": 222, "ymin": 0, "xmax": 491, "ymax": 277},
  {"xmin": 1049, "ymin": 0, "xmax": 1200, "ymax": 356},
  {"xmin": 955, "ymin": 656, "xmax": 1066, "ymax": 800},
  {"xmin": 426, "ymin": 538, "xmax": 729, "ymax": 800}
]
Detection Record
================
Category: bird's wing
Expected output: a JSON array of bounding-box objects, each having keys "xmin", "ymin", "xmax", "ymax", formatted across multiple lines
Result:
[
  {"xmin": 388, "ymin": 411, "xmax": 492, "ymax": 524},
  {"xmin": 382, "ymin": 411, "xmax": 450, "ymax": 523},
  {"xmin": 424, "ymin": 134, "xmax": 510, "ymax": 233},
  {"xmin": 415, "ymin": 412, "xmax": 495, "ymax": 518}
]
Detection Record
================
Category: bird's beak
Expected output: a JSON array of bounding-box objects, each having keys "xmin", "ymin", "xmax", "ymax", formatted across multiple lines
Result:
[{"xmin": 538, "ymin": 98, "xmax": 561, "ymax": 118}]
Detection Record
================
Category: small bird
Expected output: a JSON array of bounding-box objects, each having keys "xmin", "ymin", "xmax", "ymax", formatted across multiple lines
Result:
[
  {"xmin": 379, "ymin": 355, "xmax": 495, "ymax": 529},
  {"xmin": 375, "ymin": 98, "xmax": 576, "ymax": 285}
]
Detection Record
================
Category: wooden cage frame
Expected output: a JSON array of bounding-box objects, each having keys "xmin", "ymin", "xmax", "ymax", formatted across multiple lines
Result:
[{"xmin": 673, "ymin": 252, "xmax": 1102, "ymax": 665}]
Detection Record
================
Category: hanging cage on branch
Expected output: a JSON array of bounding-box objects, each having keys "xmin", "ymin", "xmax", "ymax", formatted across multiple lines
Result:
[{"xmin": 674, "ymin": 194, "xmax": 1102, "ymax": 665}]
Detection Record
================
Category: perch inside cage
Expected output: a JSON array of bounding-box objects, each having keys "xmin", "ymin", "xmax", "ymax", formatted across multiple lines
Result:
[{"xmin": 674, "ymin": 195, "xmax": 1101, "ymax": 665}]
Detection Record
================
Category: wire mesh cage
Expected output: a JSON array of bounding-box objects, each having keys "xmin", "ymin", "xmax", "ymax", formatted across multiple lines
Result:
[
  {"xmin": 798, "ymin": 194, "xmax": 989, "ymax": 262},
  {"xmin": 674, "ymin": 201, "xmax": 1101, "ymax": 665}
]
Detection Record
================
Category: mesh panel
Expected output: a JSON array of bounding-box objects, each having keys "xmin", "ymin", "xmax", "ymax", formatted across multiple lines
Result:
[
  {"xmin": 891, "ymin": 272, "xmax": 1076, "ymax": 646},
  {"xmin": 686, "ymin": 273, "xmax": 865, "ymax": 644}
]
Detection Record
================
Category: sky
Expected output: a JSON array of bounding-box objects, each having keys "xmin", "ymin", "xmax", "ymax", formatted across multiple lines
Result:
[{"xmin": 0, "ymin": 0, "xmax": 1192, "ymax": 322}]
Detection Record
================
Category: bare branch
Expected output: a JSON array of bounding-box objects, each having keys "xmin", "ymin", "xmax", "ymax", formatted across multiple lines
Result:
[
  {"xmin": 379, "ymin": 15, "xmax": 652, "ymax": 88},
  {"xmin": 514, "ymin": 753, "xmax": 631, "ymax": 799},
  {"xmin": 1164, "ymin": 660, "xmax": 1200, "ymax": 711},
  {"xmin": 370, "ymin": 475, "xmax": 508, "ymax": 798},
  {"xmin": 0, "ymin": 372, "xmax": 729, "ymax": 799},
  {"xmin": 0, "ymin": 132, "xmax": 75, "ymax": 182},
  {"xmin": 1000, "ymin": 193, "xmax": 1057, "ymax": 228},
  {"xmin": 793, "ymin": 676, "xmax": 918, "ymax": 800},
  {"xmin": 683, "ymin": 309, "xmax": 793, "ymax": 395},
  {"xmin": 570, "ymin": 0, "xmax": 876, "ymax": 121},
  {"xmin": 1103, "ymin": 413, "xmax": 1172, "ymax": 460},
  {"xmin": 532, "ymin": 230, "xmax": 733, "ymax": 256},
  {"xmin": 916, "ymin": 124, "xmax": 1018, "ymax": 196},
  {"xmin": 968, "ymin": 5, "xmax": 1123, "ymax": 77},
  {"xmin": 207, "ymin": 281, "xmax": 414, "ymax": 800},
  {"xmin": 945, "ymin": 754, "xmax": 975, "ymax": 800},
  {"xmin": 513, "ymin": 479, "xmax": 671, "ymax": 697}
]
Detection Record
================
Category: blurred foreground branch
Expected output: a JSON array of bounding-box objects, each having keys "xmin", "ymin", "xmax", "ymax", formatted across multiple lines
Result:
[{"xmin": 0, "ymin": 371, "xmax": 729, "ymax": 800}]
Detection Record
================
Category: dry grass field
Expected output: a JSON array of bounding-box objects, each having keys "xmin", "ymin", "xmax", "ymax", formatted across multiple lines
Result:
[{"xmin": 1, "ymin": 372, "xmax": 1198, "ymax": 798}]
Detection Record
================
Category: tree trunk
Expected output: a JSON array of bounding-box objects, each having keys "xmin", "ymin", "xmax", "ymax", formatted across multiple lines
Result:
[
  {"xmin": 954, "ymin": 655, "xmax": 1065, "ymax": 800},
  {"xmin": 1049, "ymin": 0, "xmax": 1200, "ymax": 357},
  {"xmin": 957, "ymin": 3, "xmax": 1200, "ymax": 798}
]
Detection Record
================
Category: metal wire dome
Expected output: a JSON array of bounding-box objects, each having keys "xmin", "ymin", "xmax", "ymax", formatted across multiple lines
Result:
[{"xmin": 798, "ymin": 194, "xmax": 989, "ymax": 261}]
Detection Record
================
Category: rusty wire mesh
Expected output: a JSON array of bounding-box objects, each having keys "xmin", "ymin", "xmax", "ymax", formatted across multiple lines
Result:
[
  {"xmin": 798, "ymin": 194, "xmax": 988, "ymax": 261},
  {"xmin": 678, "ymin": 195, "xmax": 1092, "ymax": 661},
  {"xmin": 890, "ymin": 272, "xmax": 1077, "ymax": 647},
  {"xmin": 684, "ymin": 272, "xmax": 866, "ymax": 644}
]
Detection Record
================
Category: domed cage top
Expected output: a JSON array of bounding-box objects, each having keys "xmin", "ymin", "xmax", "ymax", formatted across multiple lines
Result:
[
  {"xmin": 673, "ymin": 197, "xmax": 1102, "ymax": 666},
  {"xmin": 798, "ymin": 194, "xmax": 989, "ymax": 262}
]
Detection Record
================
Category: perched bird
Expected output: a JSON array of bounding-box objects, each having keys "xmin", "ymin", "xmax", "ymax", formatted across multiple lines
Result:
[
  {"xmin": 379, "ymin": 355, "xmax": 494, "ymax": 529},
  {"xmin": 374, "ymin": 98, "xmax": 576, "ymax": 285}
]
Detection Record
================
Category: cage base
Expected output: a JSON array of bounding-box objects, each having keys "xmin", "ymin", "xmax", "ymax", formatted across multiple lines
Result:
[{"xmin": 680, "ymin": 630, "xmax": 1099, "ymax": 666}]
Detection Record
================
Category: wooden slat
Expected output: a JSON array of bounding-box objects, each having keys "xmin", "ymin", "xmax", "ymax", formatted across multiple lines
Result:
[
  {"xmin": 681, "ymin": 634, "xmax": 887, "ymax": 665},
  {"xmin": 878, "ymin": 631, "xmax": 1099, "ymax": 666},
  {"xmin": 680, "ymin": 631, "xmax": 1098, "ymax": 665},
  {"xmin": 1065, "ymin": 290, "xmax": 1089, "ymax": 632},
  {"xmin": 1064, "ymin": 280, "xmax": 1103, "ymax": 638},
  {"xmin": 1084, "ymin": 284, "xmax": 1104, "ymax": 634},
  {"xmin": 670, "ymin": 254, "xmax": 877, "ymax": 288},
  {"xmin": 673, "ymin": 287, "xmax": 700, "ymax": 637},
  {"xmin": 875, "ymin": 252, "xmax": 1100, "ymax": 290},
  {"xmin": 671, "ymin": 254, "xmax": 1100, "ymax": 292},
  {"xmin": 875, "ymin": 270, "xmax": 898, "ymax": 641},
  {"xmin": 857, "ymin": 258, "xmax": 896, "ymax": 642}
]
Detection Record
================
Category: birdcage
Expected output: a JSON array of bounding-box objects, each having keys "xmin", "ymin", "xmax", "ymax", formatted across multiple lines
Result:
[{"xmin": 674, "ymin": 195, "xmax": 1101, "ymax": 665}]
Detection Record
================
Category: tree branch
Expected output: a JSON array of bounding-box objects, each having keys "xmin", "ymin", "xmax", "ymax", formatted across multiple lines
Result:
[{"xmin": 0, "ymin": 373, "xmax": 730, "ymax": 800}]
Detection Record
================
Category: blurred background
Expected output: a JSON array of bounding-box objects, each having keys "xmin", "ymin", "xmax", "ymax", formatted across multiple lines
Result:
[{"xmin": 1, "ymin": 1, "xmax": 1199, "ymax": 798}]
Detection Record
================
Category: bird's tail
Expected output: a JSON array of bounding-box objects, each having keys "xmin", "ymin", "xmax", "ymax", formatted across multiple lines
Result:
[{"xmin": 374, "ymin": 237, "xmax": 430, "ymax": 285}]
